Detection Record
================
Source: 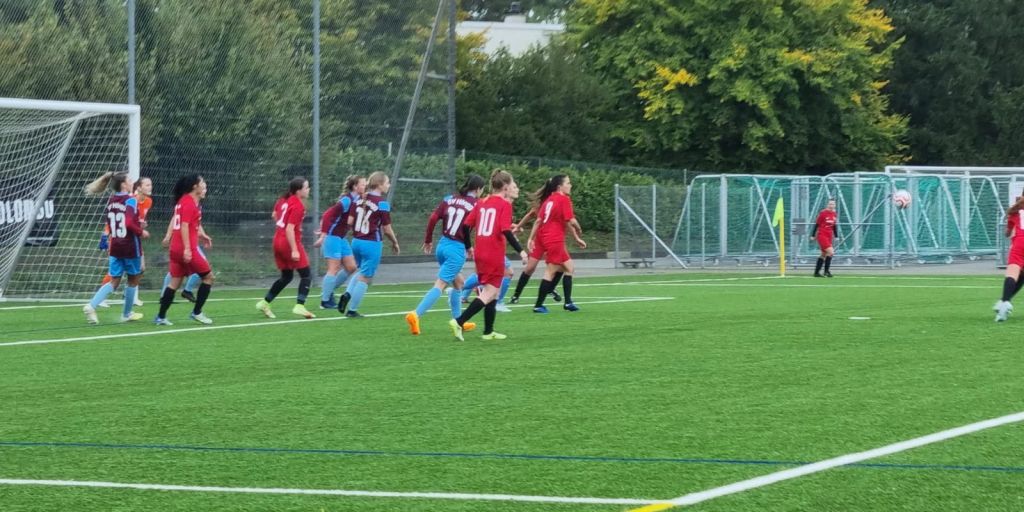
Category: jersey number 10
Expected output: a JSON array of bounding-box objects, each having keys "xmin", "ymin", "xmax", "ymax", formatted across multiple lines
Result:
[{"xmin": 477, "ymin": 208, "xmax": 497, "ymax": 236}]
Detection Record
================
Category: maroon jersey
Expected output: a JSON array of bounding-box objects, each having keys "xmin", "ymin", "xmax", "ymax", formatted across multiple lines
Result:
[
  {"xmin": 536, "ymin": 192, "xmax": 575, "ymax": 242},
  {"xmin": 273, "ymin": 195, "xmax": 305, "ymax": 244},
  {"xmin": 815, "ymin": 209, "xmax": 838, "ymax": 239},
  {"xmin": 170, "ymin": 195, "xmax": 201, "ymax": 253},
  {"xmin": 320, "ymin": 193, "xmax": 358, "ymax": 238},
  {"xmin": 351, "ymin": 193, "xmax": 392, "ymax": 242},
  {"xmin": 465, "ymin": 195, "xmax": 513, "ymax": 261},
  {"xmin": 105, "ymin": 192, "xmax": 144, "ymax": 259},
  {"xmin": 425, "ymin": 193, "xmax": 477, "ymax": 244}
]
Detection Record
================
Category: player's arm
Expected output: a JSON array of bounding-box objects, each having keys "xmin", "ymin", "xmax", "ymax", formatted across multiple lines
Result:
[
  {"xmin": 383, "ymin": 224, "xmax": 400, "ymax": 255},
  {"xmin": 568, "ymin": 217, "xmax": 586, "ymax": 248},
  {"xmin": 512, "ymin": 208, "xmax": 536, "ymax": 233},
  {"xmin": 197, "ymin": 224, "xmax": 213, "ymax": 248},
  {"xmin": 422, "ymin": 208, "xmax": 441, "ymax": 253},
  {"xmin": 162, "ymin": 216, "xmax": 174, "ymax": 247},
  {"xmin": 179, "ymin": 221, "xmax": 192, "ymax": 262},
  {"xmin": 124, "ymin": 199, "xmax": 147, "ymax": 238},
  {"xmin": 503, "ymin": 229, "xmax": 528, "ymax": 265}
]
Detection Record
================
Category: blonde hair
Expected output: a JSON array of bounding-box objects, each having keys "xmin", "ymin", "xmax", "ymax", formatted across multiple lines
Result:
[
  {"xmin": 366, "ymin": 171, "xmax": 389, "ymax": 191},
  {"xmin": 489, "ymin": 169, "xmax": 513, "ymax": 194},
  {"xmin": 84, "ymin": 171, "xmax": 129, "ymax": 197}
]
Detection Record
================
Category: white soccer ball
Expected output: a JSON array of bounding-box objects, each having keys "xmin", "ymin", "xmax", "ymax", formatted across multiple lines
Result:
[{"xmin": 893, "ymin": 189, "xmax": 912, "ymax": 209}]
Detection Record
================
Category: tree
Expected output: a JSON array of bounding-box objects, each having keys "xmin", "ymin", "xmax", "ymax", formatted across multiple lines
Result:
[
  {"xmin": 877, "ymin": 0, "xmax": 1024, "ymax": 164},
  {"xmin": 569, "ymin": 0, "xmax": 907, "ymax": 172},
  {"xmin": 456, "ymin": 38, "xmax": 621, "ymax": 161}
]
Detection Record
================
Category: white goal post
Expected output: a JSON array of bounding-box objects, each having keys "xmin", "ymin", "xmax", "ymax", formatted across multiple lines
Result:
[{"xmin": 0, "ymin": 98, "xmax": 140, "ymax": 300}]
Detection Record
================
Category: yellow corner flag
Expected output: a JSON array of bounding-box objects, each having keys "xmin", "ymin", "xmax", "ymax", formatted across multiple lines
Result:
[{"xmin": 772, "ymin": 198, "xmax": 785, "ymax": 276}]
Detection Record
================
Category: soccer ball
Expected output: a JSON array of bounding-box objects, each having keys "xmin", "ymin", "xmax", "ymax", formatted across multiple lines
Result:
[{"xmin": 893, "ymin": 189, "xmax": 912, "ymax": 209}]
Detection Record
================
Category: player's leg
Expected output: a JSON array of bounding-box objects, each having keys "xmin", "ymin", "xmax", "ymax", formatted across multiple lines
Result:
[
  {"xmin": 495, "ymin": 262, "xmax": 513, "ymax": 312},
  {"xmin": 560, "ymin": 259, "xmax": 578, "ymax": 311},
  {"xmin": 84, "ymin": 257, "xmax": 121, "ymax": 323},
  {"xmin": 133, "ymin": 254, "xmax": 145, "ymax": 306},
  {"xmin": 510, "ymin": 256, "xmax": 539, "ymax": 303},
  {"xmin": 533, "ymin": 263, "xmax": 560, "ymax": 313},
  {"xmin": 292, "ymin": 266, "xmax": 315, "ymax": 318},
  {"xmin": 814, "ymin": 246, "xmax": 825, "ymax": 277},
  {"xmin": 996, "ymin": 262, "xmax": 1021, "ymax": 321},
  {"xmin": 121, "ymin": 268, "xmax": 144, "ymax": 322},
  {"xmin": 823, "ymin": 245, "xmax": 835, "ymax": 277},
  {"xmin": 345, "ymin": 241, "xmax": 380, "ymax": 317},
  {"xmin": 321, "ymin": 257, "xmax": 341, "ymax": 308},
  {"xmin": 155, "ymin": 259, "xmax": 186, "ymax": 325},
  {"xmin": 189, "ymin": 253, "xmax": 215, "ymax": 324}
]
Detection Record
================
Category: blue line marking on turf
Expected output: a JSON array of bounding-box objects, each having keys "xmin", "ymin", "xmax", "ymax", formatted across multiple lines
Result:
[{"xmin": 2, "ymin": 440, "xmax": 1023, "ymax": 474}]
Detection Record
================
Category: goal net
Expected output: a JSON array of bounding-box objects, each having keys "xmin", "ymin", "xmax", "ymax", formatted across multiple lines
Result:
[{"xmin": 0, "ymin": 98, "xmax": 140, "ymax": 300}]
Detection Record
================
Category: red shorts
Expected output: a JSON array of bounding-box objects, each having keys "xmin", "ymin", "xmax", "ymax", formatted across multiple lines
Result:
[
  {"xmin": 816, "ymin": 235, "xmax": 834, "ymax": 251},
  {"xmin": 1009, "ymin": 242, "xmax": 1024, "ymax": 267},
  {"xmin": 475, "ymin": 255, "xmax": 505, "ymax": 288},
  {"xmin": 530, "ymin": 237, "xmax": 570, "ymax": 265},
  {"xmin": 169, "ymin": 248, "xmax": 211, "ymax": 278},
  {"xmin": 273, "ymin": 240, "xmax": 309, "ymax": 270}
]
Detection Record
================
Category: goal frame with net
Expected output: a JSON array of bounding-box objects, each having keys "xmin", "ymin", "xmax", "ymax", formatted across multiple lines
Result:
[{"xmin": 0, "ymin": 97, "xmax": 140, "ymax": 301}]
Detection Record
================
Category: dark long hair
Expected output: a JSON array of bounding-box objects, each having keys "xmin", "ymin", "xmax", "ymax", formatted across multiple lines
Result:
[
  {"xmin": 281, "ymin": 176, "xmax": 307, "ymax": 198},
  {"xmin": 459, "ymin": 174, "xmax": 485, "ymax": 196},
  {"xmin": 530, "ymin": 174, "xmax": 567, "ymax": 208},
  {"xmin": 172, "ymin": 174, "xmax": 203, "ymax": 203}
]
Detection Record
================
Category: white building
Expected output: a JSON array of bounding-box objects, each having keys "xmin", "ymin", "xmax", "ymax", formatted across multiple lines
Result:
[{"xmin": 456, "ymin": 13, "xmax": 565, "ymax": 56}]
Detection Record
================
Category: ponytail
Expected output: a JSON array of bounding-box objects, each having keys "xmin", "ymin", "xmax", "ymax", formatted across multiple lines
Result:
[
  {"xmin": 529, "ymin": 174, "xmax": 567, "ymax": 208},
  {"xmin": 84, "ymin": 172, "xmax": 115, "ymax": 196}
]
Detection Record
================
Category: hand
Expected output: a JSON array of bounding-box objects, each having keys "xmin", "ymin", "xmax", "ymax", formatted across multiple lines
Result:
[
  {"xmin": 519, "ymin": 250, "xmax": 528, "ymax": 266},
  {"xmin": 199, "ymin": 233, "xmax": 213, "ymax": 248},
  {"xmin": 291, "ymin": 249, "xmax": 300, "ymax": 261},
  {"xmin": 466, "ymin": 248, "xmax": 474, "ymax": 261},
  {"xmin": 575, "ymin": 237, "xmax": 587, "ymax": 249},
  {"xmin": 527, "ymin": 238, "xmax": 535, "ymax": 253},
  {"xmin": 512, "ymin": 223, "xmax": 524, "ymax": 234},
  {"xmin": 98, "ymin": 233, "xmax": 109, "ymax": 251},
  {"xmin": 422, "ymin": 242, "xmax": 433, "ymax": 254},
  {"xmin": 183, "ymin": 249, "xmax": 192, "ymax": 263},
  {"xmin": 391, "ymin": 242, "xmax": 400, "ymax": 255},
  {"xmin": 313, "ymin": 236, "xmax": 324, "ymax": 248},
  {"xmin": 140, "ymin": 220, "xmax": 148, "ymax": 229},
  {"xmin": 161, "ymin": 236, "xmax": 170, "ymax": 248},
  {"xmin": 141, "ymin": 229, "xmax": 150, "ymax": 239}
]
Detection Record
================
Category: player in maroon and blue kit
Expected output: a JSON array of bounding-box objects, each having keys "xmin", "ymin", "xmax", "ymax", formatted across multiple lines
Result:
[
  {"xmin": 449, "ymin": 169, "xmax": 528, "ymax": 341},
  {"xmin": 405, "ymin": 174, "xmax": 485, "ymax": 335},
  {"xmin": 336, "ymin": 171, "xmax": 400, "ymax": 317},
  {"xmin": 155, "ymin": 174, "xmax": 215, "ymax": 326},
  {"xmin": 313, "ymin": 175, "xmax": 365, "ymax": 309},
  {"xmin": 528, "ymin": 174, "xmax": 586, "ymax": 313},
  {"xmin": 82, "ymin": 171, "xmax": 150, "ymax": 324},
  {"xmin": 810, "ymin": 199, "xmax": 840, "ymax": 277},
  {"xmin": 257, "ymin": 177, "xmax": 316, "ymax": 319}
]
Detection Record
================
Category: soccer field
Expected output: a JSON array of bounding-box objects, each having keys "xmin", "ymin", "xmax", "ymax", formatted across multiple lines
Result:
[{"xmin": 1, "ymin": 273, "xmax": 1022, "ymax": 511}]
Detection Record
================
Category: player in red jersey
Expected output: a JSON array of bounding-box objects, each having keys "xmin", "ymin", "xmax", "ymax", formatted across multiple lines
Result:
[
  {"xmin": 995, "ymin": 196, "xmax": 1024, "ymax": 321},
  {"xmin": 336, "ymin": 171, "xmax": 400, "ymax": 317},
  {"xmin": 527, "ymin": 174, "xmax": 586, "ymax": 313},
  {"xmin": 82, "ymin": 171, "xmax": 150, "ymax": 324},
  {"xmin": 155, "ymin": 174, "xmax": 215, "ymax": 326},
  {"xmin": 256, "ymin": 177, "xmax": 316, "ymax": 319},
  {"xmin": 810, "ymin": 199, "xmax": 840, "ymax": 277},
  {"xmin": 507, "ymin": 201, "xmax": 562, "ymax": 305},
  {"xmin": 448, "ymin": 169, "xmax": 528, "ymax": 341}
]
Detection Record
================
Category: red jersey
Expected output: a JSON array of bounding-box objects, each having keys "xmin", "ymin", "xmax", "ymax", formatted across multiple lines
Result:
[
  {"xmin": 351, "ymin": 193, "xmax": 392, "ymax": 242},
  {"xmin": 320, "ymin": 193, "xmax": 357, "ymax": 238},
  {"xmin": 273, "ymin": 195, "xmax": 306, "ymax": 244},
  {"xmin": 815, "ymin": 209, "xmax": 838, "ymax": 238},
  {"xmin": 466, "ymin": 195, "xmax": 513, "ymax": 260},
  {"xmin": 1009, "ymin": 212, "xmax": 1024, "ymax": 243},
  {"xmin": 536, "ymin": 192, "xmax": 575, "ymax": 242},
  {"xmin": 169, "ymin": 194, "xmax": 202, "ymax": 253},
  {"xmin": 105, "ymin": 193, "xmax": 144, "ymax": 259},
  {"xmin": 425, "ymin": 194, "xmax": 477, "ymax": 244}
]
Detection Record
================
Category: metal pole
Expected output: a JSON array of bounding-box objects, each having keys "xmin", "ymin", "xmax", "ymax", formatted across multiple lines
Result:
[
  {"xmin": 311, "ymin": 0, "xmax": 321, "ymax": 280},
  {"xmin": 446, "ymin": 0, "xmax": 457, "ymax": 189},
  {"xmin": 127, "ymin": 0, "xmax": 136, "ymax": 104},
  {"xmin": 388, "ymin": 0, "xmax": 446, "ymax": 202},
  {"xmin": 614, "ymin": 184, "xmax": 620, "ymax": 269},
  {"xmin": 651, "ymin": 183, "xmax": 657, "ymax": 260}
]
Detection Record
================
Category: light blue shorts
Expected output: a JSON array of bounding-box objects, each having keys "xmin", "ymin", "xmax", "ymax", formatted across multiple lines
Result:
[
  {"xmin": 505, "ymin": 256, "xmax": 511, "ymax": 269},
  {"xmin": 109, "ymin": 256, "xmax": 142, "ymax": 277},
  {"xmin": 435, "ymin": 237, "xmax": 467, "ymax": 283},
  {"xmin": 351, "ymin": 238, "xmax": 383, "ymax": 278},
  {"xmin": 322, "ymin": 235, "xmax": 353, "ymax": 260}
]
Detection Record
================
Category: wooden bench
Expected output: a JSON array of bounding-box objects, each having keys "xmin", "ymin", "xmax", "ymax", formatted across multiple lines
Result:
[{"xmin": 620, "ymin": 258, "xmax": 654, "ymax": 269}]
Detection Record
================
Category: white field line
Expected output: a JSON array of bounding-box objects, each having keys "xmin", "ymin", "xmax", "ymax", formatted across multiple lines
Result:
[
  {"xmin": 642, "ymin": 283, "xmax": 991, "ymax": 290},
  {"xmin": 629, "ymin": 411, "xmax": 1024, "ymax": 512},
  {"xmin": 0, "ymin": 478, "xmax": 658, "ymax": 506},
  {"xmin": 0, "ymin": 293, "xmax": 429, "ymax": 311},
  {"xmin": 0, "ymin": 297, "xmax": 672, "ymax": 348}
]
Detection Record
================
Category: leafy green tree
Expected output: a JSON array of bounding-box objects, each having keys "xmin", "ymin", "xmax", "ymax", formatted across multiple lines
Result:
[
  {"xmin": 456, "ymin": 38, "xmax": 621, "ymax": 161},
  {"xmin": 569, "ymin": 0, "xmax": 907, "ymax": 172},
  {"xmin": 877, "ymin": 0, "xmax": 1024, "ymax": 164}
]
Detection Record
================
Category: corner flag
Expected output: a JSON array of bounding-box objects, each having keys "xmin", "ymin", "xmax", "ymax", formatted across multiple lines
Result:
[{"xmin": 773, "ymin": 198, "xmax": 785, "ymax": 276}]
